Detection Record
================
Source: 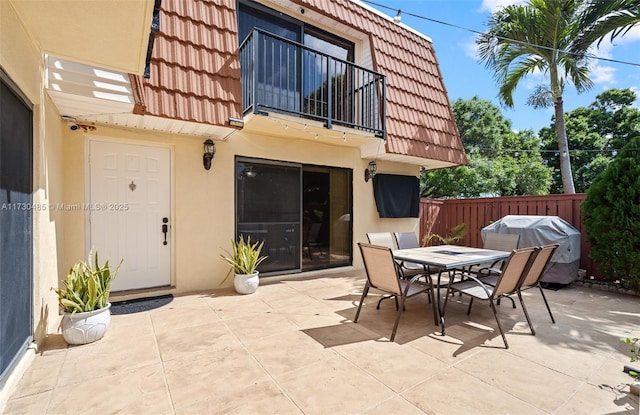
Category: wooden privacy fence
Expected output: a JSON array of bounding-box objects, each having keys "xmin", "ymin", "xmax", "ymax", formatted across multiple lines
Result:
[{"xmin": 419, "ymin": 194, "xmax": 601, "ymax": 278}]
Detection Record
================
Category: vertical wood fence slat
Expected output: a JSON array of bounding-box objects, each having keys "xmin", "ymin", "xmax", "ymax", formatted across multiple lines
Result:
[{"xmin": 420, "ymin": 194, "xmax": 601, "ymax": 278}]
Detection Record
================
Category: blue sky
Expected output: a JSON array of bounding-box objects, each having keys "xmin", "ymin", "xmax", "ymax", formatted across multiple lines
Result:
[{"xmin": 364, "ymin": 0, "xmax": 640, "ymax": 133}]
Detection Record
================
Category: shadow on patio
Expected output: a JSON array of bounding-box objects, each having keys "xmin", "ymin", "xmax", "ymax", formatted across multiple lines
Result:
[{"xmin": 4, "ymin": 270, "xmax": 639, "ymax": 414}]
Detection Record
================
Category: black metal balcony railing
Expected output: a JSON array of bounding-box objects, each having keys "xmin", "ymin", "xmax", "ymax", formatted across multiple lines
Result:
[{"xmin": 240, "ymin": 29, "xmax": 386, "ymax": 138}]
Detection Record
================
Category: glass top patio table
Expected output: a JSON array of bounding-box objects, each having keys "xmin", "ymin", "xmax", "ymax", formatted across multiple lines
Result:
[
  {"xmin": 393, "ymin": 245, "xmax": 511, "ymax": 270},
  {"xmin": 393, "ymin": 245, "xmax": 511, "ymax": 335}
]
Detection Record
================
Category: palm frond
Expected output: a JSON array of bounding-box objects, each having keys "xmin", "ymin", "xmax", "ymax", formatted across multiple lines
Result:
[
  {"xmin": 572, "ymin": 0, "xmax": 640, "ymax": 50},
  {"xmin": 527, "ymin": 85, "xmax": 555, "ymax": 109}
]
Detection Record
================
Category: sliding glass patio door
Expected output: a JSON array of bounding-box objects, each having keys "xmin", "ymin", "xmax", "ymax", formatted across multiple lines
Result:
[
  {"xmin": 235, "ymin": 158, "xmax": 352, "ymax": 275},
  {"xmin": 236, "ymin": 159, "xmax": 302, "ymax": 274},
  {"xmin": 302, "ymin": 166, "xmax": 352, "ymax": 271}
]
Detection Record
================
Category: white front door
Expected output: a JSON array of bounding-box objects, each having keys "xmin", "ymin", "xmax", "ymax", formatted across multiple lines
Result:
[{"xmin": 89, "ymin": 140, "xmax": 171, "ymax": 291}]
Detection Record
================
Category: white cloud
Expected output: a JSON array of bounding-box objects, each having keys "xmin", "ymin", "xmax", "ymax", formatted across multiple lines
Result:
[
  {"xmin": 521, "ymin": 68, "xmax": 545, "ymax": 90},
  {"xmin": 589, "ymin": 64, "xmax": 617, "ymax": 85},
  {"xmin": 460, "ymin": 36, "xmax": 479, "ymax": 60},
  {"xmin": 479, "ymin": 0, "xmax": 526, "ymax": 13},
  {"xmin": 601, "ymin": 25, "xmax": 640, "ymax": 46},
  {"xmin": 624, "ymin": 25, "xmax": 640, "ymax": 43},
  {"xmin": 589, "ymin": 26, "xmax": 640, "ymax": 59},
  {"xmin": 589, "ymin": 42, "xmax": 614, "ymax": 60},
  {"xmin": 631, "ymin": 86, "xmax": 640, "ymax": 109}
]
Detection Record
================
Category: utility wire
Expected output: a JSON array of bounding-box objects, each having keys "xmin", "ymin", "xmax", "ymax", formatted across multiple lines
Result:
[
  {"xmin": 362, "ymin": 0, "xmax": 640, "ymax": 68},
  {"xmin": 468, "ymin": 147, "xmax": 639, "ymax": 154}
]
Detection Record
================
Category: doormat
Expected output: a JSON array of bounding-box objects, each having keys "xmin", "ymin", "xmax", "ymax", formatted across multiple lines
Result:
[{"xmin": 111, "ymin": 294, "xmax": 173, "ymax": 315}]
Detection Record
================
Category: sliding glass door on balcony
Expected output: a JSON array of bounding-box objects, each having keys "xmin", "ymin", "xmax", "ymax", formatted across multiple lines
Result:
[
  {"xmin": 238, "ymin": 2, "xmax": 386, "ymax": 137},
  {"xmin": 239, "ymin": 2, "xmax": 302, "ymax": 116},
  {"xmin": 302, "ymin": 28, "xmax": 353, "ymax": 127},
  {"xmin": 246, "ymin": 33, "xmax": 302, "ymax": 115},
  {"xmin": 240, "ymin": 30, "xmax": 385, "ymax": 136}
]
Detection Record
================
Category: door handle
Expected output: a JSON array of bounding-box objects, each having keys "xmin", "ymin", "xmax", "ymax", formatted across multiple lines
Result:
[{"xmin": 162, "ymin": 217, "xmax": 168, "ymax": 245}]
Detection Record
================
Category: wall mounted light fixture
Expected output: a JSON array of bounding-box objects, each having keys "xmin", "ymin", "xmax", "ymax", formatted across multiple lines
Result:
[
  {"xmin": 203, "ymin": 139, "xmax": 216, "ymax": 170},
  {"xmin": 364, "ymin": 161, "xmax": 377, "ymax": 182}
]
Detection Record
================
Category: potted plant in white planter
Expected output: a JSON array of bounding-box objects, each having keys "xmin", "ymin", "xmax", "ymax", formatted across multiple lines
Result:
[
  {"xmin": 52, "ymin": 250, "xmax": 122, "ymax": 345},
  {"xmin": 220, "ymin": 235, "xmax": 267, "ymax": 294},
  {"xmin": 621, "ymin": 337, "xmax": 640, "ymax": 396}
]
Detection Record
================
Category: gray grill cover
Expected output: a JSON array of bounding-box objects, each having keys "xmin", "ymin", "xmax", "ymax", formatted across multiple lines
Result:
[{"xmin": 481, "ymin": 215, "xmax": 580, "ymax": 284}]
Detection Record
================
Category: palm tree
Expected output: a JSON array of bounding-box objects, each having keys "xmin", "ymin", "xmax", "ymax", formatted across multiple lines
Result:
[
  {"xmin": 477, "ymin": 0, "xmax": 592, "ymax": 194},
  {"xmin": 573, "ymin": 0, "xmax": 640, "ymax": 50}
]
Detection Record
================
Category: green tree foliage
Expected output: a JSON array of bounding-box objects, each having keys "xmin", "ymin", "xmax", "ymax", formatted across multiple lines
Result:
[
  {"xmin": 540, "ymin": 88, "xmax": 640, "ymax": 193},
  {"xmin": 421, "ymin": 97, "xmax": 552, "ymax": 198},
  {"xmin": 477, "ymin": 0, "xmax": 640, "ymax": 194},
  {"xmin": 477, "ymin": 0, "xmax": 595, "ymax": 194},
  {"xmin": 582, "ymin": 135, "xmax": 640, "ymax": 293}
]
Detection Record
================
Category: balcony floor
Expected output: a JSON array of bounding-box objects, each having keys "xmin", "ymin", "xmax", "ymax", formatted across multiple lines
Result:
[{"xmin": 4, "ymin": 270, "xmax": 639, "ymax": 414}]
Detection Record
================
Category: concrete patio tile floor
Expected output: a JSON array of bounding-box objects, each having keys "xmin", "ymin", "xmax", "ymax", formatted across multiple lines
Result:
[{"xmin": 3, "ymin": 270, "xmax": 640, "ymax": 414}]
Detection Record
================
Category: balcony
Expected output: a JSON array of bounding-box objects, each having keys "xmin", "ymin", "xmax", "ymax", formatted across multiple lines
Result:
[{"xmin": 239, "ymin": 29, "xmax": 386, "ymax": 138}]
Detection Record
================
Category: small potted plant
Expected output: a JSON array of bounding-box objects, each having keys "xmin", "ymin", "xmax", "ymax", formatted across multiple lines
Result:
[
  {"xmin": 52, "ymin": 250, "xmax": 122, "ymax": 345},
  {"xmin": 621, "ymin": 337, "xmax": 640, "ymax": 395},
  {"xmin": 422, "ymin": 223, "xmax": 468, "ymax": 246},
  {"xmin": 220, "ymin": 235, "xmax": 267, "ymax": 294}
]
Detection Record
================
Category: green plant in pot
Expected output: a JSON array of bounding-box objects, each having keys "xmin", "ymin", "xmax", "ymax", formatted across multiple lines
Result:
[
  {"xmin": 621, "ymin": 337, "xmax": 640, "ymax": 395},
  {"xmin": 422, "ymin": 223, "xmax": 468, "ymax": 246},
  {"xmin": 220, "ymin": 235, "xmax": 267, "ymax": 294},
  {"xmin": 53, "ymin": 250, "xmax": 122, "ymax": 345}
]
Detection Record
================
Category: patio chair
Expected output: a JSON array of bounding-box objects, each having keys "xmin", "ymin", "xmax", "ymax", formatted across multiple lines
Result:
[
  {"xmin": 367, "ymin": 232, "xmax": 422, "ymax": 280},
  {"xmin": 485, "ymin": 243, "xmax": 559, "ymax": 335},
  {"xmin": 393, "ymin": 231, "xmax": 446, "ymax": 291},
  {"xmin": 355, "ymin": 243, "xmax": 438, "ymax": 341},
  {"xmin": 303, "ymin": 222, "xmax": 322, "ymax": 259},
  {"xmin": 392, "ymin": 232, "xmax": 437, "ymax": 275},
  {"xmin": 442, "ymin": 246, "xmax": 538, "ymax": 349},
  {"xmin": 465, "ymin": 232, "xmax": 521, "ymax": 306},
  {"xmin": 366, "ymin": 232, "xmax": 396, "ymax": 249},
  {"xmin": 470, "ymin": 232, "xmax": 521, "ymax": 276},
  {"xmin": 366, "ymin": 231, "xmax": 431, "ymax": 310},
  {"xmin": 393, "ymin": 231, "xmax": 421, "ymax": 250}
]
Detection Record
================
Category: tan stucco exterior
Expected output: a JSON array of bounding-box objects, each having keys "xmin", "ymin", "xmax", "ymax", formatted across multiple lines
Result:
[
  {"xmin": 59, "ymin": 125, "xmax": 420, "ymax": 296},
  {"xmin": 0, "ymin": 1, "xmax": 427, "ymax": 406},
  {"xmin": 0, "ymin": 3, "xmax": 63, "ymax": 406},
  {"xmin": 1, "ymin": 0, "xmax": 61, "ymax": 344},
  {"xmin": 8, "ymin": 0, "xmax": 154, "ymax": 74}
]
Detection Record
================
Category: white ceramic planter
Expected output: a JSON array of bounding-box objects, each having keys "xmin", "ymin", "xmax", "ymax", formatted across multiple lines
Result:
[
  {"xmin": 631, "ymin": 381, "xmax": 640, "ymax": 396},
  {"xmin": 234, "ymin": 272, "xmax": 259, "ymax": 294},
  {"xmin": 61, "ymin": 303, "xmax": 111, "ymax": 345}
]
